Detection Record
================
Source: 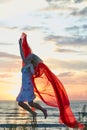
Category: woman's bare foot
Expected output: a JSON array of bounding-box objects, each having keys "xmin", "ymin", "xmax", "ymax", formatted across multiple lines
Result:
[
  {"xmin": 43, "ymin": 109, "xmax": 48, "ymax": 119},
  {"xmin": 32, "ymin": 111, "xmax": 37, "ymax": 117},
  {"xmin": 32, "ymin": 111, "xmax": 37, "ymax": 121}
]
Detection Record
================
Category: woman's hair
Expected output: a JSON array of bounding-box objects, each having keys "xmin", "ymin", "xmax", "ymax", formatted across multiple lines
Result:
[
  {"xmin": 30, "ymin": 54, "xmax": 43, "ymax": 68},
  {"xmin": 24, "ymin": 53, "xmax": 43, "ymax": 68}
]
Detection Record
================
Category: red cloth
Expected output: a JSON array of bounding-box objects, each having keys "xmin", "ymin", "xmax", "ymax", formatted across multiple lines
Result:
[
  {"xmin": 20, "ymin": 32, "xmax": 32, "ymax": 57},
  {"xmin": 20, "ymin": 32, "xmax": 32, "ymax": 66},
  {"xmin": 20, "ymin": 32, "xmax": 85, "ymax": 129}
]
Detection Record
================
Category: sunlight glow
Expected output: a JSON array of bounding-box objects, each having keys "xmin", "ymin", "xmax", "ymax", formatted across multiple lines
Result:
[{"xmin": 0, "ymin": 0, "xmax": 87, "ymax": 101}]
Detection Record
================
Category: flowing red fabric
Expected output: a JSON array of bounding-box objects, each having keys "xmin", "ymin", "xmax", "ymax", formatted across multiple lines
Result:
[
  {"xmin": 20, "ymin": 33, "xmax": 84, "ymax": 129},
  {"xmin": 21, "ymin": 32, "xmax": 32, "ymax": 57},
  {"xmin": 20, "ymin": 32, "xmax": 32, "ymax": 66}
]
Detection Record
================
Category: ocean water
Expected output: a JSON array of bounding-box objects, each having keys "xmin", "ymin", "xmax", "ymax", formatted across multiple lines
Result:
[{"xmin": 0, "ymin": 100, "xmax": 87, "ymax": 130}]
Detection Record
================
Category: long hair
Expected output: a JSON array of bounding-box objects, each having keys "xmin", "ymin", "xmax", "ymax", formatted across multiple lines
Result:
[{"xmin": 30, "ymin": 54, "xmax": 43, "ymax": 68}]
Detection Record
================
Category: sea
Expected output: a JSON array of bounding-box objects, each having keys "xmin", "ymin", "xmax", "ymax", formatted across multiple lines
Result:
[{"xmin": 0, "ymin": 100, "xmax": 87, "ymax": 130}]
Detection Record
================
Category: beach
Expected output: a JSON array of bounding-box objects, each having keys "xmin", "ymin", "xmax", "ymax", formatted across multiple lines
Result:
[{"xmin": 0, "ymin": 100, "xmax": 87, "ymax": 130}]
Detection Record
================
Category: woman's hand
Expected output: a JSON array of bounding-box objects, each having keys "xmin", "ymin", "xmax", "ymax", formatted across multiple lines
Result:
[
  {"xmin": 19, "ymin": 38, "xmax": 22, "ymax": 44},
  {"xmin": 21, "ymin": 32, "xmax": 27, "ymax": 40}
]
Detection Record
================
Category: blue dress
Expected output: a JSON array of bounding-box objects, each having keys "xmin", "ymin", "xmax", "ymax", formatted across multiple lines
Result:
[{"xmin": 16, "ymin": 66, "xmax": 35, "ymax": 102}]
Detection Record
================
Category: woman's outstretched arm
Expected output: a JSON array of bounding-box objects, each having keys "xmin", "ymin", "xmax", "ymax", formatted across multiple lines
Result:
[{"xmin": 19, "ymin": 38, "xmax": 26, "ymax": 63}]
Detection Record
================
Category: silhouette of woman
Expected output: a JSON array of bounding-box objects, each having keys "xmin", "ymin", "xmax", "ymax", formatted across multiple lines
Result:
[{"xmin": 16, "ymin": 33, "xmax": 47, "ymax": 119}]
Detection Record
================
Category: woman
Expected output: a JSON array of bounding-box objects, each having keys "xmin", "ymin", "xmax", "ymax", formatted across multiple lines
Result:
[{"xmin": 16, "ymin": 33, "xmax": 47, "ymax": 119}]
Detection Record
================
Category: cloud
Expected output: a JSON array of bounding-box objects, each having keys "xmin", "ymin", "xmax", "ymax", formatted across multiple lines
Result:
[
  {"xmin": 71, "ymin": 7, "xmax": 87, "ymax": 16},
  {"xmin": 55, "ymin": 47, "xmax": 82, "ymax": 53},
  {"xmin": 65, "ymin": 24, "xmax": 87, "ymax": 39},
  {"xmin": 45, "ymin": 34, "xmax": 87, "ymax": 46},
  {"xmin": 66, "ymin": 25, "xmax": 79, "ymax": 31},
  {"xmin": 0, "ymin": 60, "xmax": 20, "ymax": 73},
  {"xmin": 64, "ymin": 60, "xmax": 87, "ymax": 70},
  {"xmin": 46, "ymin": 0, "xmax": 83, "ymax": 6},
  {"xmin": 46, "ymin": 58, "xmax": 87, "ymax": 71},
  {"xmin": 21, "ymin": 26, "xmax": 42, "ymax": 31},
  {"xmin": 73, "ymin": 0, "xmax": 83, "ymax": 3},
  {"xmin": 82, "ymin": 24, "xmax": 87, "ymax": 29},
  {"xmin": 58, "ymin": 72, "xmax": 74, "ymax": 77},
  {"xmin": 57, "ymin": 71, "xmax": 87, "ymax": 89},
  {"xmin": 0, "ymin": 52, "xmax": 19, "ymax": 59},
  {"xmin": 0, "ymin": 0, "xmax": 11, "ymax": 3},
  {"xmin": 42, "ymin": 0, "xmax": 86, "ymax": 13},
  {"xmin": 0, "ymin": 26, "xmax": 18, "ymax": 30},
  {"xmin": 0, "ymin": 73, "xmax": 12, "ymax": 79},
  {"xmin": 79, "ymin": 7, "xmax": 87, "ymax": 15},
  {"xmin": 0, "ymin": 43, "xmax": 11, "ymax": 45},
  {"xmin": 66, "ymin": 24, "xmax": 87, "ymax": 31},
  {"xmin": 0, "ymin": 52, "xmax": 20, "ymax": 72}
]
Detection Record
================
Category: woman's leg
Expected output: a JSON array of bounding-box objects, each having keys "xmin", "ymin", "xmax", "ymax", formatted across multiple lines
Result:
[
  {"xmin": 28, "ymin": 101, "xmax": 47, "ymax": 119},
  {"xmin": 18, "ymin": 101, "xmax": 36, "ymax": 116}
]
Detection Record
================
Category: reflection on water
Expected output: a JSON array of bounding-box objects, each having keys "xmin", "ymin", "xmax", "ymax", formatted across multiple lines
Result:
[{"xmin": 0, "ymin": 100, "xmax": 87, "ymax": 130}]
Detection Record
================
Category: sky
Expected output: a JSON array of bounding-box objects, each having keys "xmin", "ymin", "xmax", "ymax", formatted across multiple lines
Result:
[{"xmin": 0, "ymin": 0, "xmax": 87, "ymax": 101}]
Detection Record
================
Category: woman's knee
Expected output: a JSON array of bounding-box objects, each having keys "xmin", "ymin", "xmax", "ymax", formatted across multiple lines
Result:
[
  {"xmin": 18, "ymin": 101, "xmax": 23, "ymax": 106},
  {"xmin": 28, "ymin": 101, "xmax": 34, "ymax": 107}
]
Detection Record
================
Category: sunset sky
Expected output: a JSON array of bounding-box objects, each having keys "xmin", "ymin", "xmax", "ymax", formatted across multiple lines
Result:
[{"xmin": 0, "ymin": 0, "xmax": 87, "ymax": 101}]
